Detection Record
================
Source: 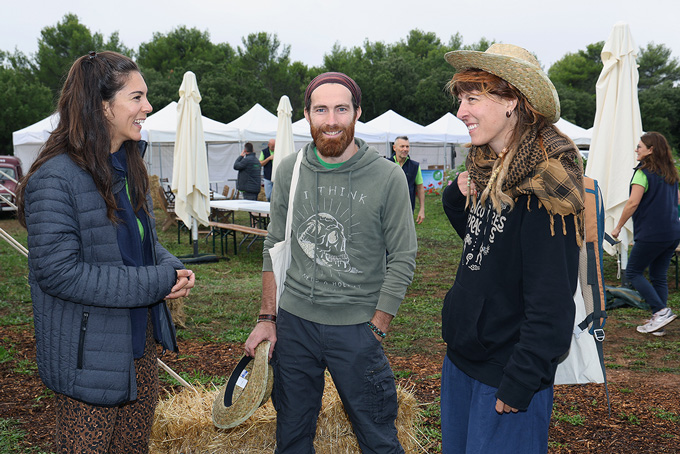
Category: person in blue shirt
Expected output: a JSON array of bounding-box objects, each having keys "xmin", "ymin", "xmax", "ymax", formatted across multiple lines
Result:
[{"xmin": 612, "ymin": 132, "xmax": 680, "ymax": 335}]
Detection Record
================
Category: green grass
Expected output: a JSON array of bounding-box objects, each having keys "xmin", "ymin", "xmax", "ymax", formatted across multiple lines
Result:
[
  {"xmin": 0, "ymin": 419, "xmax": 50, "ymax": 453},
  {"xmin": 618, "ymin": 412, "xmax": 641, "ymax": 425},
  {"xmin": 651, "ymin": 407, "xmax": 680, "ymax": 422},
  {"xmin": 553, "ymin": 411, "xmax": 585, "ymax": 426}
]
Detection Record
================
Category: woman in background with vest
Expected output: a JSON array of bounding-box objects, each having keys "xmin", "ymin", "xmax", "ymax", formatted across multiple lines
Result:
[
  {"xmin": 17, "ymin": 51, "xmax": 194, "ymax": 453},
  {"xmin": 612, "ymin": 132, "xmax": 680, "ymax": 335}
]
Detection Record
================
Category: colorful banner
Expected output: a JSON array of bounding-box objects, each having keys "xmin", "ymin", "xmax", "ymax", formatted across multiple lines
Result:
[{"xmin": 421, "ymin": 169, "xmax": 445, "ymax": 195}]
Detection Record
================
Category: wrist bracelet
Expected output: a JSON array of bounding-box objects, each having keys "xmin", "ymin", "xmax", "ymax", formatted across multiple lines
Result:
[
  {"xmin": 258, "ymin": 314, "xmax": 277, "ymax": 323},
  {"xmin": 367, "ymin": 321, "xmax": 386, "ymax": 338}
]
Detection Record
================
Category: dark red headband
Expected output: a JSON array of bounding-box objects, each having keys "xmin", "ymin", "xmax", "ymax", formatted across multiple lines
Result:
[{"xmin": 304, "ymin": 72, "xmax": 361, "ymax": 110}]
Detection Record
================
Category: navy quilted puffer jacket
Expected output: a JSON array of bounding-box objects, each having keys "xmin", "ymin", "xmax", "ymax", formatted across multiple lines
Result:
[{"xmin": 24, "ymin": 152, "xmax": 183, "ymax": 406}]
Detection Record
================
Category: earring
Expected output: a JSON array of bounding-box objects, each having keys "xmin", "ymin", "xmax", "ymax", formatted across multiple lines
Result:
[{"xmin": 506, "ymin": 111, "xmax": 512, "ymax": 118}]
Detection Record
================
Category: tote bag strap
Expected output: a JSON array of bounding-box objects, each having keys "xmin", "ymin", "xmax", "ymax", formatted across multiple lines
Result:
[{"xmin": 284, "ymin": 149, "xmax": 304, "ymax": 240}]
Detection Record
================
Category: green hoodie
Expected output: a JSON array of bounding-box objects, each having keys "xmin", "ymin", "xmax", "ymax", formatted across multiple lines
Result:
[{"xmin": 263, "ymin": 138, "xmax": 417, "ymax": 325}]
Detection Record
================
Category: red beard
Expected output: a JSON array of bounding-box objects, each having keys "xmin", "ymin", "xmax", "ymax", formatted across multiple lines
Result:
[{"xmin": 311, "ymin": 120, "xmax": 356, "ymax": 158}]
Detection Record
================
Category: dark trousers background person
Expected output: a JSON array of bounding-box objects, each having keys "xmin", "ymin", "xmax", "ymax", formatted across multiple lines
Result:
[{"xmin": 626, "ymin": 239, "xmax": 679, "ymax": 313}]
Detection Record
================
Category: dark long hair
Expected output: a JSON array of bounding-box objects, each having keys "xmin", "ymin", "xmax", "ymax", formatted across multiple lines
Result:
[
  {"xmin": 17, "ymin": 51, "xmax": 150, "ymax": 227},
  {"xmin": 639, "ymin": 132, "xmax": 679, "ymax": 185}
]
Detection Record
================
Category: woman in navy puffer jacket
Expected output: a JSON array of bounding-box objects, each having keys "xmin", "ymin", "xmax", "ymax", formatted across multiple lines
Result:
[{"xmin": 16, "ymin": 51, "xmax": 195, "ymax": 453}]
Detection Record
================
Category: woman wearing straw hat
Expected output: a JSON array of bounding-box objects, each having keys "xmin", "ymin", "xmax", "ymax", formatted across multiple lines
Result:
[
  {"xmin": 611, "ymin": 132, "xmax": 680, "ymax": 336},
  {"xmin": 17, "ymin": 51, "xmax": 194, "ymax": 452},
  {"xmin": 440, "ymin": 44, "xmax": 584, "ymax": 453}
]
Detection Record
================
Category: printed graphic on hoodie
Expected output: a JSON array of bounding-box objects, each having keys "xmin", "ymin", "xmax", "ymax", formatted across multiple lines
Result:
[
  {"xmin": 463, "ymin": 201, "xmax": 507, "ymax": 271},
  {"xmin": 296, "ymin": 186, "xmax": 363, "ymax": 277}
]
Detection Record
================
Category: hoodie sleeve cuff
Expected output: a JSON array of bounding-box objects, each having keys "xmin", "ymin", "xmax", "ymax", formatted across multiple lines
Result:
[
  {"xmin": 495, "ymin": 374, "xmax": 536, "ymax": 412},
  {"xmin": 262, "ymin": 253, "xmax": 273, "ymax": 272},
  {"xmin": 375, "ymin": 292, "xmax": 403, "ymax": 317}
]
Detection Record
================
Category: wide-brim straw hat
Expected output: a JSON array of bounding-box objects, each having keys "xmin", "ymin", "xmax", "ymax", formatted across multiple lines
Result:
[
  {"xmin": 212, "ymin": 341, "xmax": 274, "ymax": 429},
  {"xmin": 444, "ymin": 43, "xmax": 561, "ymax": 123}
]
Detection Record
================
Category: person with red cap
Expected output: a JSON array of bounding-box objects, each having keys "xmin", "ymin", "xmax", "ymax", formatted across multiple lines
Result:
[{"xmin": 245, "ymin": 72, "xmax": 417, "ymax": 453}]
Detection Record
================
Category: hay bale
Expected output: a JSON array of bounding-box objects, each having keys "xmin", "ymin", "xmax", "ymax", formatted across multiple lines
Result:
[
  {"xmin": 150, "ymin": 371, "xmax": 422, "ymax": 453},
  {"xmin": 166, "ymin": 297, "xmax": 186, "ymax": 329},
  {"xmin": 150, "ymin": 175, "xmax": 162, "ymax": 209}
]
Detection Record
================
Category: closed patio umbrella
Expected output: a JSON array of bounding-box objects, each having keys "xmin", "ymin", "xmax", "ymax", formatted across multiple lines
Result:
[
  {"xmin": 171, "ymin": 71, "xmax": 216, "ymax": 262},
  {"xmin": 272, "ymin": 95, "xmax": 296, "ymax": 181},
  {"xmin": 585, "ymin": 22, "xmax": 643, "ymax": 270}
]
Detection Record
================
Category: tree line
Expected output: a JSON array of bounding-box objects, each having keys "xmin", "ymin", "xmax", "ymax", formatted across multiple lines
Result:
[{"xmin": 1, "ymin": 13, "xmax": 679, "ymax": 156}]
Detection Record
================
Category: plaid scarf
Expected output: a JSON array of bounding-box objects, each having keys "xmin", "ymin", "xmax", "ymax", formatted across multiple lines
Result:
[{"xmin": 466, "ymin": 125, "xmax": 584, "ymax": 243}]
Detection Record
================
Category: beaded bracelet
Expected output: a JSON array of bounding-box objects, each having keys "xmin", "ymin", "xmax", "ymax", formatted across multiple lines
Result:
[
  {"xmin": 257, "ymin": 314, "xmax": 277, "ymax": 324},
  {"xmin": 366, "ymin": 321, "xmax": 386, "ymax": 338}
]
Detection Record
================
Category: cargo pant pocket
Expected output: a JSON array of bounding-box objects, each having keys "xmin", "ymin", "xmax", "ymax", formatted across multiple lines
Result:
[{"xmin": 364, "ymin": 359, "xmax": 399, "ymax": 424}]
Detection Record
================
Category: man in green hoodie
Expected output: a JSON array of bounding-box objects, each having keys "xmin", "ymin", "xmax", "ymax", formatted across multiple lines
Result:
[{"xmin": 245, "ymin": 72, "xmax": 417, "ymax": 453}]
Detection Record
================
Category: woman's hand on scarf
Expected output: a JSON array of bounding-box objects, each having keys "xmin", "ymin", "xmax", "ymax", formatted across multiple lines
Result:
[{"xmin": 458, "ymin": 171, "xmax": 476, "ymax": 197}]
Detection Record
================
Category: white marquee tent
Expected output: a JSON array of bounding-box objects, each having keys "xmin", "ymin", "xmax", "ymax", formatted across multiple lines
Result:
[
  {"xmin": 425, "ymin": 112, "xmax": 470, "ymax": 144},
  {"xmin": 555, "ymin": 118, "xmax": 592, "ymax": 147},
  {"xmin": 12, "ymin": 113, "xmax": 60, "ymax": 173},
  {"xmin": 366, "ymin": 110, "xmax": 454, "ymax": 168},
  {"xmin": 225, "ymin": 103, "xmax": 278, "ymax": 142},
  {"xmin": 142, "ymin": 102, "xmax": 242, "ymax": 190}
]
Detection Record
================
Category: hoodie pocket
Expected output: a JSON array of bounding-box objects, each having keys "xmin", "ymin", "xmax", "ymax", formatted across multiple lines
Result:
[
  {"xmin": 442, "ymin": 281, "xmax": 490, "ymax": 359},
  {"xmin": 77, "ymin": 311, "xmax": 89, "ymax": 369}
]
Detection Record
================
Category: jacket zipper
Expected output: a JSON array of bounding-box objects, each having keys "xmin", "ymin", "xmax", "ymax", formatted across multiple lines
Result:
[{"xmin": 77, "ymin": 312, "xmax": 89, "ymax": 369}]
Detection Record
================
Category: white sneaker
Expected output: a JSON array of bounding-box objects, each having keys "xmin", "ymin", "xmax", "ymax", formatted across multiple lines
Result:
[
  {"xmin": 636, "ymin": 308, "xmax": 677, "ymax": 333},
  {"xmin": 651, "ymin": 329, "xmax": 666, "ymax": 337}
]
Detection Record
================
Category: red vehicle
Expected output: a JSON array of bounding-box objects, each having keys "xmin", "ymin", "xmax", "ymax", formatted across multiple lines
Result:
[{"xmin": 0, "ymin": 155, "xmax": 23, "ymax": 212}]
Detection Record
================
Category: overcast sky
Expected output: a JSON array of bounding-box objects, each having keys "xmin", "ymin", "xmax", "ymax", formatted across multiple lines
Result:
[{"xmin": 2, "ymin": 0, "xmax": 679, "ymax": 72}]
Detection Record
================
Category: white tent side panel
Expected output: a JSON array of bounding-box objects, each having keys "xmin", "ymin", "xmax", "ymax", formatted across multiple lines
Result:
[{"xmin": 206, "ymin": 143, "xmax": 241, "ymax": 192}]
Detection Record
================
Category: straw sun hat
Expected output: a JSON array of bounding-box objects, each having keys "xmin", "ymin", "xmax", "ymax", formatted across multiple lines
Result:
[
  {"xmin": 212, "ymin": 340, "xmax": 274, "ymax": 429},
  {"xmin": 444, "ymin": 43, "xmax": 561, "ymax": 123}
]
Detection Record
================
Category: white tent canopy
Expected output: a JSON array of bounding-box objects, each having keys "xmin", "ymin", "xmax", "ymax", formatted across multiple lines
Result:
[
  {"xmin": 143, "ymin": 102, "xmax": 243, "ymax": 191},
  {"xmin": 225, "ymin": 103, "xmax": 278, "ymax": 142},
  {"xmin": 12, "ymin": 113, "xmax": 60, "ymax": 172},
  {"xmin": 225, "ymin": 103, "xmax": 311, "ymax": 144},
  {"xmin": 555, "ymin": 118, "xmax": 592, "ymax": 147},
  {"xmin": 365, "ymin": 110, "xmax": 444, "ymax": 143},
  {"xmin": 425, "ymin": 112, "xmax": 470, "ymax": 144},
  {"xmin": 144, "ymin": 101, "xmax": 239, "ymax": 143},
  {"xmin": 365, "ymin": 110, "xmax": 454, "ymax": 168}
]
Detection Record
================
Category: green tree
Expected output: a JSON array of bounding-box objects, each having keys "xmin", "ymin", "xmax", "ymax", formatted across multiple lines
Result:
[
  {"xmin": 639, "ymin": 82, "xmax": 680, "ymax": 151},
  {"xmin": 137, "ymin": 26, "xmax": 237, "ymax": 117},
  {"xmin": 548, "ymin": 42, "xmax": 604, "ymax": 127},
  {"xmin": 137, "ymin": 26, "xmax": 233, "ymax": 74},
  {"xmin": 637, "ymin": 43, "xmax": 680, "ymax": 90},
  {"xmin": 34, "ymin": 13, "xmax": 130, "ymax": 97},
  {"xmin": 237, "ymin": 32, "xmax": 308, "ymax": 115},
  {"xmin": 0, "ymin": 64, "xmax": 53, "ymax": 155}
]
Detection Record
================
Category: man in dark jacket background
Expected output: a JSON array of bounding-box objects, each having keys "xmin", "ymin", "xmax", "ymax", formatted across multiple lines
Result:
[
  {"xmin": 234, "ymin": 142, "xmax": 262, "ymax": 200},
  {"xmin": 390, "ymin": 136, "xmax": 425, "ymax": 224}
]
